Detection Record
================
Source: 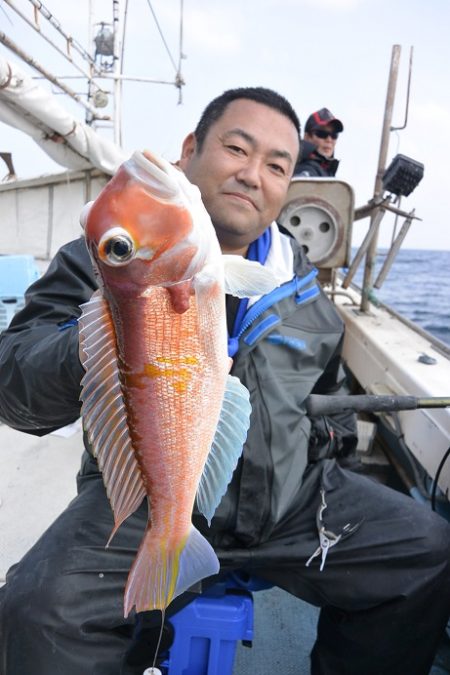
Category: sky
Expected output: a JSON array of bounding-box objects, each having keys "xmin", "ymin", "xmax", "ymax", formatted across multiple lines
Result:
[{"xmin": 1, "ymin": 0, "xmax": 449, "ymax": 251}]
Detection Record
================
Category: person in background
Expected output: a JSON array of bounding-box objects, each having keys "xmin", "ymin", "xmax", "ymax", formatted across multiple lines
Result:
[
  {"xmin": 0, "ymin": 87, "xmax": 449, "ymax": 675},
  {"xmin": 294, "ymin": 107, "xmax": 343, "ymax": 177}
]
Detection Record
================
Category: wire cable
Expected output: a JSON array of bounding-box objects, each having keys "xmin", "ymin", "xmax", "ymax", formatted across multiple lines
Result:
[
  {"xmin": 178, "ymin": 0, "xmax": 184, "ymax": 71},
  {"xmin": 120, "ymin": 0, "xmax": 130, "ymax": 73},
  {"xmin": 431, "ymin": 446, "xmax": 450, "ymax": 512},
  {"xmin": 145, "ymin": 0, "xmax": 178, "ymax": 73}
]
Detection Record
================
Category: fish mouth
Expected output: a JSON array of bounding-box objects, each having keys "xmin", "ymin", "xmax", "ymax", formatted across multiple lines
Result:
[
  {"xmin": 130, "ymin": 150, "xmax": 180, "ymax": 201},
  {"xmin": 142, "ymin": 150, "xmax": 167, "ymax": 171}
]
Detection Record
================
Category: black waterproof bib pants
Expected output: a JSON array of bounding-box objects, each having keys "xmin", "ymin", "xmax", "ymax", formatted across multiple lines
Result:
[{"xmin": 1, "ymin": 452, "xmax": 449, "ymax": 675}]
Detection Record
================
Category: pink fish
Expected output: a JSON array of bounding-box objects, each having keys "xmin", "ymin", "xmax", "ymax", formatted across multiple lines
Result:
[{"xmin": 78, "ymin": 151, "xmax": 277, "ymax": 616}]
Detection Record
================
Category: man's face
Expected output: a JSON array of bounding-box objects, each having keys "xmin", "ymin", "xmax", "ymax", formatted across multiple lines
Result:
[
  {"xmin": 304, "ymin": 125, "xmax": 339, "ymax": 159},
  {"xmin": 178, "ymin": 99, "xmax": 300, "ymax": 254}
]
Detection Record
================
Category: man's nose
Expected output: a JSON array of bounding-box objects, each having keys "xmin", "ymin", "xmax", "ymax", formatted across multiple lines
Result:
[{"xmin": 235, "ymin": 158, "xmax": 262, "ymax": 188}]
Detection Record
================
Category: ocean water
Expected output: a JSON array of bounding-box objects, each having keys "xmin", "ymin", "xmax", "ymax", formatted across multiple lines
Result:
[{"xmin": 350, "ymin": 249, "xmax": 450, "ymax": 347}]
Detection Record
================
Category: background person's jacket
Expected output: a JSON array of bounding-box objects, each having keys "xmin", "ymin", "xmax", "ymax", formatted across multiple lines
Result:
[{"xmin": 293, "ymin": 140, "xmax": 339, "ymax": 178}]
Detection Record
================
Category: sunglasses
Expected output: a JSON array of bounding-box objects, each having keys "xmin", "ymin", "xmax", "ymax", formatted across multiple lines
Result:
[{"xmin": 312, "ymin": 129, "xmax": 339, "ymax": 140}]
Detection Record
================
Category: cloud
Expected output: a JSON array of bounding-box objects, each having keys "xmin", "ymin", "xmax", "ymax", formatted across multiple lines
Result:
[
  {"xmin": 293, "ymin": 0, "xmax": 363, "ymax": 9},
  {"xmin": 183, "ymin": 7, "xmax": 242, "ymax": 55},
  {"xmin": 413, "ymin": 101, "xmax": 450, "ymax": 126}
]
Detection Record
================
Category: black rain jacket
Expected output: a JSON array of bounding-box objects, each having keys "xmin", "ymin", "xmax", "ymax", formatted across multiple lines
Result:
[
  {"xmin": 293, "ymin": 140, "xmax": 340, "ymax": 178},
  {"xmin": 0, "ymin": 235, "xmax": 356, "ymax": 547}
]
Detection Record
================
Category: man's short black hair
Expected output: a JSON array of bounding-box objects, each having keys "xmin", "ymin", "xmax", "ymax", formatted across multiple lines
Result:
[{"xmin": 194, "ymin": 87, "xmax": 301, "ymax": 151}]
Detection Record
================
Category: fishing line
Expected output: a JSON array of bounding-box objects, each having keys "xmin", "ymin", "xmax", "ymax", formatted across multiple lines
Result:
[
  {"xmin": 151, "ymin": 608, "xmax": 166, "ymax": 671},
  {"xmin": 431, "ymin": 446, "xmax": 450, "ymax": 512}
]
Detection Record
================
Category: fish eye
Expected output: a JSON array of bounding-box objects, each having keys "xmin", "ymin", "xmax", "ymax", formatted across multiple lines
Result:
[
  {"xmin": 105, "ymin": 236, "xmax": 133, "ymax": 260},
  {"xmin": 99, "ymin": 228, "xmax": 136, "ymax": 266}
]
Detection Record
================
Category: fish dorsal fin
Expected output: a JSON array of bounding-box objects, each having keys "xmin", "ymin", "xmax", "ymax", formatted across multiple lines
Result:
[
  {"xmin": 222, "ymin": 255, "xmax": 280, "ymax": 298},
  {"xmin": 79, "ymin": 290, "xmax": 146, "ymax": 541},
  {"xmin": 196, "ymin": 374, "xmax": 251, "ymax": 525}
]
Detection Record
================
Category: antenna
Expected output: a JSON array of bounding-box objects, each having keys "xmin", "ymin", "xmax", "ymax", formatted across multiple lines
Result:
[{"xmin": 391, "ymin": 46, "xmax": 414, "ymax": 132}]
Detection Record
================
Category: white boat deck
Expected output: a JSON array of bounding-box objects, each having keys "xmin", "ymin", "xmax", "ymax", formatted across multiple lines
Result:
[{"xmin": 0, "ymin": 420, "xmax": 83, "ymax": 584}]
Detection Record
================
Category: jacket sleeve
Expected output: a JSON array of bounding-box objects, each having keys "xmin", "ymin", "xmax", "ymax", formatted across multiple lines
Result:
[
  {"xmin": 0, "ymin": 237, "xmax": 97, "ymax": 435},
  {"xmin": 309, "ymin": 335, "xmax": 358, "ymax": 460},
  {"xmin": 293, "ymin": 158, "xmax": 324, "ymax": 178}
]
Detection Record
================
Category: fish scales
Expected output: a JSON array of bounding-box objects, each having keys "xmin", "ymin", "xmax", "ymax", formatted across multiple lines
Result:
[{"xmin": 112, "ymin": 287, "xmax": 227, "ymax": 526}]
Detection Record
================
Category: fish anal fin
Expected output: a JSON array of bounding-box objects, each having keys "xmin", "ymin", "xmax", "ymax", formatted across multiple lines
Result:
[{"xmin": 196, "ymin": 374, "xmax": 251, "ymax": 524}]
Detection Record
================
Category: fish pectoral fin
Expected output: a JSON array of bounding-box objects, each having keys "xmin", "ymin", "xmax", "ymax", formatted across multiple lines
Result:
[
  {"xmin": 196, "ymin": 374, "xmax": 251, "ymax": 525},
  {"xmin": 223, "ymin": 255, "xmax": 280, "ymax": 298},
  {"xmin": 124, "ymin": 526, "xmax": 219, "ymax": 616},
  {"xmin": 167, "ymin": 280, "xmax": 194, "ymax": 314}
]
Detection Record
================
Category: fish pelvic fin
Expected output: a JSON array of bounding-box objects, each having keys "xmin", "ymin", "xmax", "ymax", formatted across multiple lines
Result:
[
  {"xmin": 124, "ymin": 525, "xmax": 219, "ymax": 616},
  {"xmin": 222, "ymin": 255, "xmax": 280, "ymax": 298},
  {"xmin": 196, "ymin": 374, "xmax": 251, "ymax": 525}
]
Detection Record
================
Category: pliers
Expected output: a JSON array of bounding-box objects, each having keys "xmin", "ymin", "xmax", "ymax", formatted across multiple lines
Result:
[{"xmin": 305, "ymin": 488, "xmax": 361, "ymax": 571}]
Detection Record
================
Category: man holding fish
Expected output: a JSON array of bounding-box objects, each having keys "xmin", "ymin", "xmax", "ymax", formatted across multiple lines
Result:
[{"xmin": 0, "ymin": 87, "xmax": 449, "ymax": 675}]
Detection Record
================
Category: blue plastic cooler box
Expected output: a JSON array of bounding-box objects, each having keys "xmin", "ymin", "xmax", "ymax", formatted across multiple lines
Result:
[
  {"xmin": 0, "ymin": 254, "xmax": 40, "ymax": 297},
  {"xmin": 0, "ymin": 255, "xmax": 40, "ymax": 331},
  {"xmin": 160, "ymin": 588, "xmax": 254, "ymax": 675}
]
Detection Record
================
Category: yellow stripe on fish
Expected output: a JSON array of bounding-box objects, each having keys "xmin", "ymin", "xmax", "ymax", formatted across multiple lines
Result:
[{"xmin": 144, "ymin": 356, "xmax": 200, "ymax": 393}]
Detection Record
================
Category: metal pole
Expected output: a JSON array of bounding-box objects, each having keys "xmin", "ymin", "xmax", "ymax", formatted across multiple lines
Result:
[
  {"xmin": 374, "ymin": 211, "xmax": 414, "ymax": 288},
  {"xmin": 86, "ymin": 0, "xmax": 94, "ymax": 126},
  {"xmin": 26, "ymin": 0, "xmax": 98, "ymax": 70},
  {"xmin": 3, "ymin": 0, "xmax": 103, "ymax": 83},
  {"xmin": 112, "ymin": 0, "xmax": 122, "ymax": 147},
  {"xmin": 360, "ymin": 45, "xmax": 401, "ymax": 312},
  {"xmin": 342, "ymin": 207, "xmax": 386, "ymax": 288},
  {"xmin": 0, "ymin": 31, "xmax": 110, "ymax": 120}
]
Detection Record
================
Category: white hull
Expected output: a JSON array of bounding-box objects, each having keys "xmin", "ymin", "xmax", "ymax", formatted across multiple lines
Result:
[
  {"xmin": 335, "ymin": 283, "xmax": 450, "ymax": 495},
  {"xmin": 0, "ymin": 169, "xmax": 108, "ymax": 260}
]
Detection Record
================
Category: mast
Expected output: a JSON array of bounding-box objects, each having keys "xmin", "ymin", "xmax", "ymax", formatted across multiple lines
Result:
[
  {"xmin": 360, "ymin": 44, "xmax": 401, "ymax": 312},
  {"xmin": 0, "ymin": 0, "xmax": 186, "ymax": 165},
  {"xmin": 112, "ymin": 0, "xmax": 123, "ymax": 147}
]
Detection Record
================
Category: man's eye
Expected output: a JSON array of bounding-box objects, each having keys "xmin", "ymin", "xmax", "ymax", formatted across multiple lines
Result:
[
  {"xmin": 269, "ymin": 163, "xmax": 286, "ymax": 176},
  {"xmin": 227, "ymin": 144, "xmax": 246, "ymax": 155}
]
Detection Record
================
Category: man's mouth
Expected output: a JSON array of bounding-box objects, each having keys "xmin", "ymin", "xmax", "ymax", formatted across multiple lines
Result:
[{"xmin": 223, "ymin": 192, "xmax": 259, "ymax": 210}]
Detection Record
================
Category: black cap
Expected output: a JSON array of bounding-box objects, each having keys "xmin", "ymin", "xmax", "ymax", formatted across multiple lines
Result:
[{"xmin": 305, "ymin": 108, "xmax": 344, "ymax": 133}]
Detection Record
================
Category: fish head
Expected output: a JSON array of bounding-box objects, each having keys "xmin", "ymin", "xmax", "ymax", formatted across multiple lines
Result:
[{"xmin": 81, "ymin": 150, "xmax": 217, "ymax": 295}]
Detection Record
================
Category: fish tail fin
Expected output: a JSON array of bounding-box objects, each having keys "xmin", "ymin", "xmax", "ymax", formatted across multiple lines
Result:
[{"xmin": 123, "ymin": 525, "xmax": 219, "ymax": 617}]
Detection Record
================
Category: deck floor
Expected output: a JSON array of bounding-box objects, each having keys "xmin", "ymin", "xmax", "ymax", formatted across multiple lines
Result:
[
  {"xmin": 233, "ymin": 587, "xmax": 450, "ymax": 675},
  {"xmin": 234, "ymin": 588, "xmax": 318, "ymax": 674}
]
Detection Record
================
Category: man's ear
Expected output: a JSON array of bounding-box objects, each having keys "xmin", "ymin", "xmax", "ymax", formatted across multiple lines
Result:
[{"xmin": 180, "ymin": 132, "xmax": 197, "ymax": 161}]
